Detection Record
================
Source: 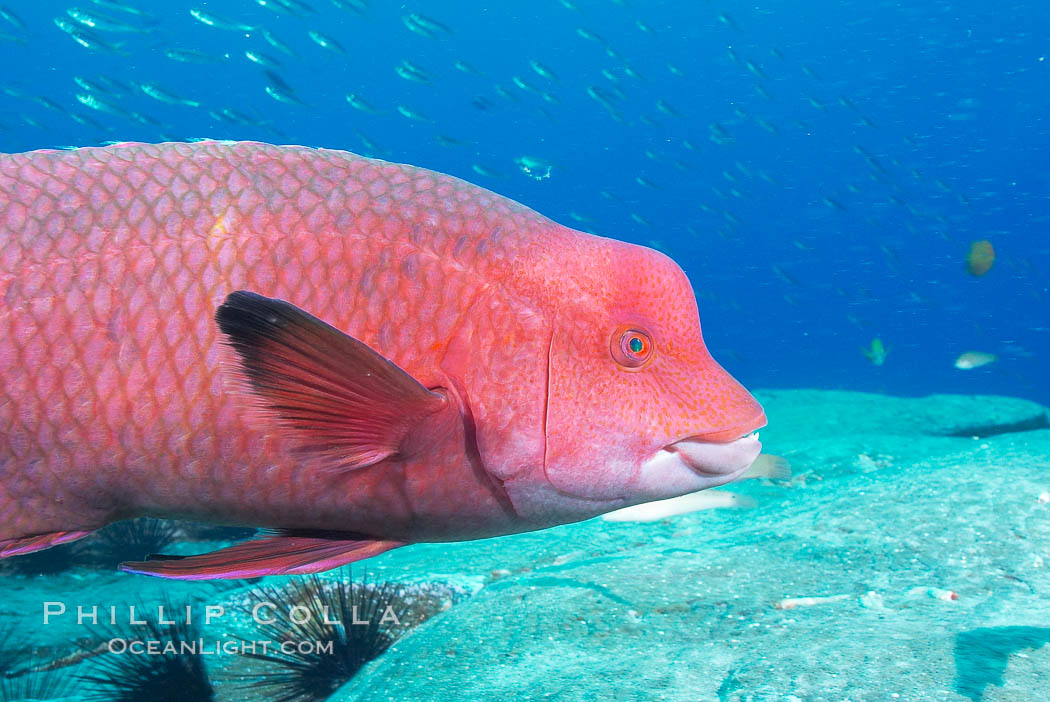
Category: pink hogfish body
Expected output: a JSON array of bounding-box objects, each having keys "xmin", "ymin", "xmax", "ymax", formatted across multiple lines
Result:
[{"xmin": 0, "ymin": 141, "xmax": 765, "ymax": 578}]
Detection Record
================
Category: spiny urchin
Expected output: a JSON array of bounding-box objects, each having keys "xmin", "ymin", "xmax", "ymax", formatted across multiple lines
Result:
[
  {"xmin": 82, "ymin": 518, "xmax": 181, "ymax": 566},
  {"xmin": 78, "ymin": 598, "xmax": 214, "ymax": 702},
  {"xmin": 238, "ymin": 572, "xmax": 408, "ymax": 702},
  {"xmin": 0, "ymin": 667, "xmax": 71, "ymax": 702}
]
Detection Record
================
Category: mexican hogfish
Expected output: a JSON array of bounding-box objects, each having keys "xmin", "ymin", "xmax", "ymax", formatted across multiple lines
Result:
[{"xmin": 0, "ymin": 141, "xmax": 765, "ymax": 579}]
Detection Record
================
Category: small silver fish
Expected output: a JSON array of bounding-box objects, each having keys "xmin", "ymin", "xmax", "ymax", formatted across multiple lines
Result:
[
  {"xmin": 189, "ymin": 9, "xmax": 255, "ymax": 31},
  {"xmin": 395, "ymin": 61, "xmax": 430, "ymax": 83},
  {"xmin": 262, "ymin": 29, "xmax": 297, "ymax": 57},
  {"xmin": 471, "ymin": 163, "xmax": 502, "ymax": 178},
  {"xmin": 0, "ymin": 4, "xmax": 26, "ymax": 32},
  {"xmin": 346, "ymin": 93, "xmax": 382, "ymax": 114},
  {"xmin": 331, "ymin": 0, "xmax": 368, "ymax": 16},
  {"xmin": 529, "ymin": 60, "xmax": 558, "ymax": 82},
  {"xmin": 67, "ymin": 7, "xmax": 153, "ymax": 33},
  {"xmin": 89, "ymin": 0, "xmax": 155, "ymax": 18},
  {"xmin": 403, "ymin": 12, "xmax": 451, "ymax": 37},
  {"xmin": 54, "ymin": 19, "xmax": 126, "ymax": 54},
  {"xmin": 245, "ymin": 50, "xmax": 282, "ymax": 69},
  {"xmin": 396, "ymin": 105, "xmax": 431, "ymax": 122},
  {"xmin": 75, "ymin": 91, "xmax": 132, "ymax": 118},
  {"xmin": 165, "ymin": 48, "xmax": 226, "ymax": 63},
  {"xmin": 264, "ymin": 84, "xmax": 308, "ymax": 107},
  {"xmin": 135, "ymin": 81, "xmax": 201, "ymax": 107},
  {"xmin": 308, "ymin": 29, "xmax": 346, "ymax": 55}
]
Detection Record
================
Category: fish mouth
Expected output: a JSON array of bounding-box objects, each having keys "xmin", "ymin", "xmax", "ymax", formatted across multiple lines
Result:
[
  {"xmin": 684, "ymin": 409, "xmax": 767, "ymax": 443},
  {"xmin": 666, "ymin": 411, "xmax": 767, "ymax": 478}
]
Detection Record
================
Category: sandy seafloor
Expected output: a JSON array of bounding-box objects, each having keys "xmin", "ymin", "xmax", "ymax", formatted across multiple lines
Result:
[{"xmin": 2, "ymin": 390, "xmax": 1048, "ymax": 701}]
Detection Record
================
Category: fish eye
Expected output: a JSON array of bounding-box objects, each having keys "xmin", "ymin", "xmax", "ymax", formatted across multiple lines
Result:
[{"xmin": 610, "ymin": 326, "xmax": 654, "ymax": 369}]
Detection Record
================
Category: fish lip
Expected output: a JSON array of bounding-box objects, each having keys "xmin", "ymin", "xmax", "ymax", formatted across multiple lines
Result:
[
  {"xmin": 663, "ymin": 410, "xmax": 768, "ymax": 478},
  {"xmin": 679, "ymin": 409, "xmax": 768, "ymax": 445},
  {"xmin": 669, "ymin": 432, "xmax": 763, "ymax": 478}
]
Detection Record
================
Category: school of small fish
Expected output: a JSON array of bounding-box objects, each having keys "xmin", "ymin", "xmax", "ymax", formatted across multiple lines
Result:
[{"xmin": 0, "ymin": 2, "xmax": 1039, "ymax": 431}]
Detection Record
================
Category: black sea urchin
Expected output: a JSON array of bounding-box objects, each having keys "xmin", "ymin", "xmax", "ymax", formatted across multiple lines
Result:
[
  {"xmin": 239, "ymin": 572, "xmax": 407, "ymax": 702},
  {"xmin": 0, "ymin": 541, "xmax": 79, "ymax": 576},
  {"xmin": 0, "ymin": 622, "xmax": 16, "ymax": 677},
  {"xmin": 84, "ymin": 518, "xmax": 181, "ymax": 566},
  {"xmin": 78, "ymin": 598, "xmax": 214, "ymax": 702},
  {"xmin": 0, "ymin": 518, "xmax": 178, "ymax": 575},
  {"xmin": 0, "ymin": 668, "xmax": 71, "ymax": 702},
  {"xmin": 0, "ymin": 625, "xmax": 69, "ymax": 701}
]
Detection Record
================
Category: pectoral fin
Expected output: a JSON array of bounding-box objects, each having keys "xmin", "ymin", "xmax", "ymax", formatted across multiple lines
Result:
[
  {"xmin": 0, "ymin": 530, "xmax": 95, "ymax": 557},
  {"xmin": 119, "ymin": 532, "xmax": 405, "ymax": 580},
  {"xmin": 215, "ymin": 290, "xmax": 449, "ymax": 470}
]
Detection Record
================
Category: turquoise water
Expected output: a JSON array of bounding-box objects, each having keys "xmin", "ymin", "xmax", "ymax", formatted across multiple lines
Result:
[{"xmin": 1, "ymin": 0, "xmax": 1049, "ymax": 700}]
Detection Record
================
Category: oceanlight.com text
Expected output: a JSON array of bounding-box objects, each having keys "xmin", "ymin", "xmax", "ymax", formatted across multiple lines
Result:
[{"xmin": 105, "ymin": 638, "xmax": 335, "ymax": 656}]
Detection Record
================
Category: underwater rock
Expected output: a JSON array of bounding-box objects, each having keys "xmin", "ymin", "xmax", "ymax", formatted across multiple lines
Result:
[{"xmin": 754, "ymin": 390, "xmax": 1049, "ymax": 442}]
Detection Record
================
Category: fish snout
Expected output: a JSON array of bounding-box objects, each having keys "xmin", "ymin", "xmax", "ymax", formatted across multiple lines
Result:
[{"xmin": 632, "ymin": 409, "xmax": 765, "ymax": 499}]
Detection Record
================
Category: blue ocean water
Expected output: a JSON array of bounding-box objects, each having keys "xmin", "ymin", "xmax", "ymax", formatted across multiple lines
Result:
[
  {"xmin": 2, "ymin": 0, "xmax": 1046, "ymax": 404},
  {"xmin": 1, "ymin": 4, "xmax": 1050, "ymax": 700}
]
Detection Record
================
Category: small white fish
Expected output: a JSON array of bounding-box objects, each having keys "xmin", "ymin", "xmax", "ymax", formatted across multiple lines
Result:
[
  {"xmin": 601, "ymin": 489, "xmax": 753, "ymax": 523},
  {"xmin": 308, "ymin": 29, "xmax": 346, "ymax": 55},
  {"xmin": 775, "ymin": 594, "xmax": 850, "ymax": 610},
  {"xmin": 245, "ymin": 50, "xmax": 282, "ymax": 69},
  {"xmin": 189, "ymin": 9, "xmax": 255, "ymax": 32},
  {"xmin": 262, "ymin": 29, "xmax": 297, "ymax": 57},
  {"xmin": 470, "ymin": 163, "xmax": 502, "ymax": 179},
  {"xmin": 135, "ymin": 82, "xmax": 200, "ymax": 107},
  {"xmin": 264, "ymin": 85, "xmax": 307, "ymax": 106},
  {"xmin": 954, "ymin": 351, "xmax": 996, "ymax": 370},
  {"xmin": 907, "ymin": 587, "xmax": 959, "ymax": 601},
  {"xmin": 529, "ymin": 59, "xmax": 557, "ymax": 82},
  {"xmin": 346, "ymin": 93, "xmax": 382, "ymax": 114},
  {"xmin": 396, "ymin": 105, "xmax": 431, "ymax": 122}
]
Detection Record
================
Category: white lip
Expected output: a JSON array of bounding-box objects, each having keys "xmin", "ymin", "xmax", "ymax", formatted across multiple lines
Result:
[
  {"xmin": 634, "ymin": 432, "xmax": 763, "ymax": 499},
  {"xmin": 670, "ymin": 432, "xmax": 763, "ymax": 477}
]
